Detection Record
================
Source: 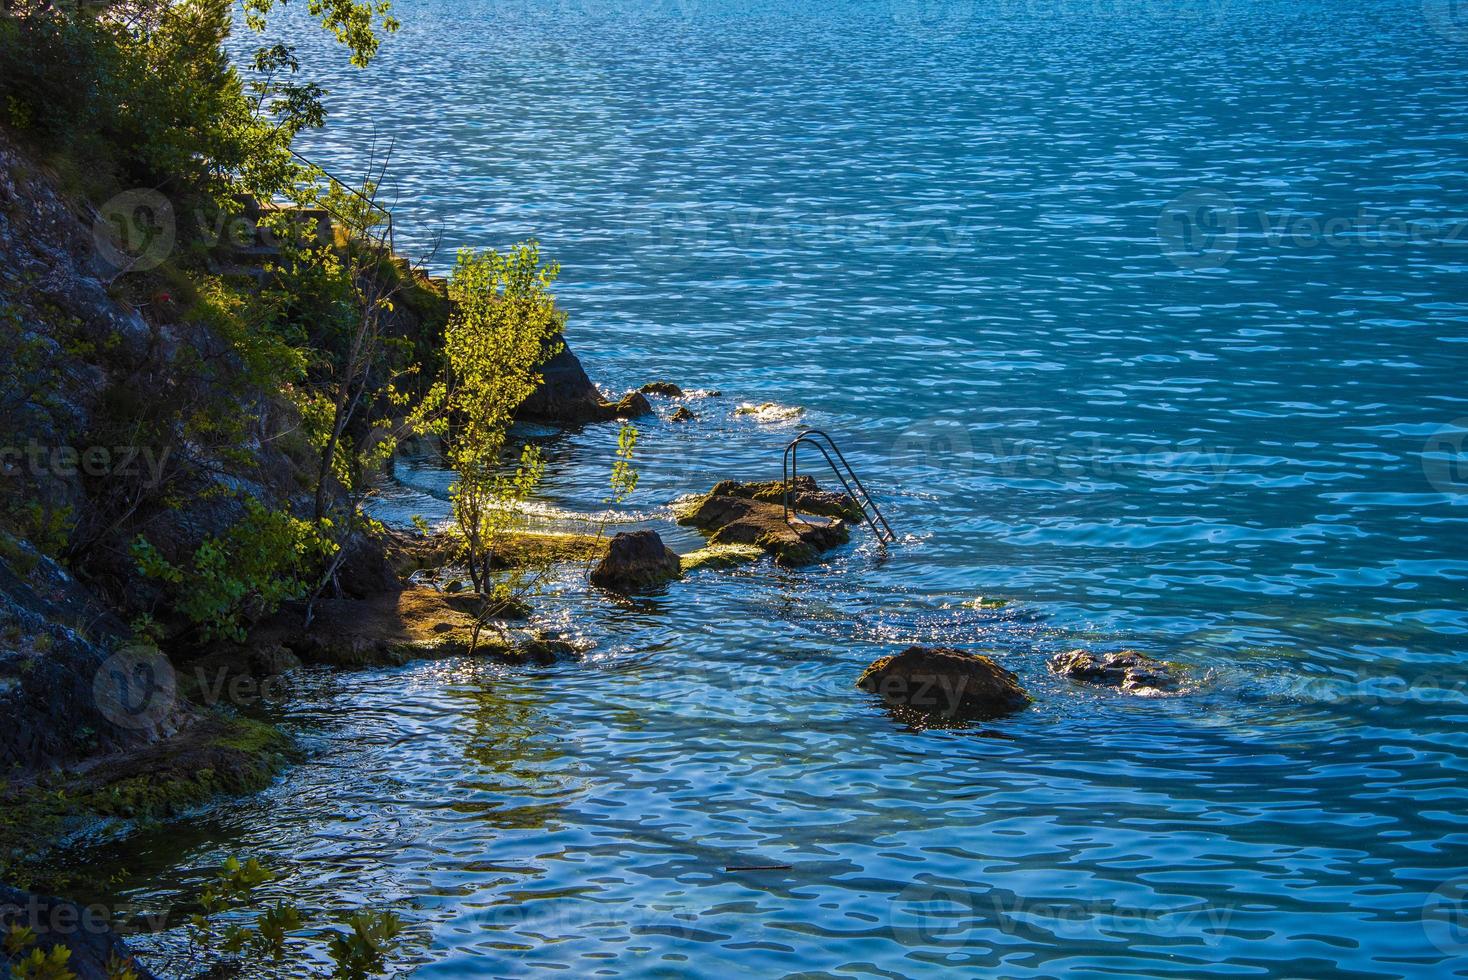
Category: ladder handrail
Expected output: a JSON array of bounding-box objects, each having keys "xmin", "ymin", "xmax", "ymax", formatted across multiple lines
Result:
[
  {"xmin": 791, "ymin": 429, "xmax": 894, "ymax": 540},
  {"xmin": 782, "ymin": 429, "xmax": 896, "ymax": 545},
  {"xmin": 288, "ymin": 149, "xmax": 395, "ymax": 253}
]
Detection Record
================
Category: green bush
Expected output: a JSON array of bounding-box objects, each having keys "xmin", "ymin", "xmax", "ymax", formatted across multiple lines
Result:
[{"xmin": 132, "ymin": 498, "xmax": 336, "ymax": 641}]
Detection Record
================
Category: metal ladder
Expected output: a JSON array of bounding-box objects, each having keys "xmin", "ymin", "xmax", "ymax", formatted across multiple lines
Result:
[{"xmin": 782, "ymin": 429, "xmax": 896, "ymax": 545}]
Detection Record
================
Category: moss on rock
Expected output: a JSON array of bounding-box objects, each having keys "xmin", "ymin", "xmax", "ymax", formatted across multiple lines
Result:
[
  {"xmin": 0, "ymin": 715, "xmax": 293, "ymax": 888},
  {"xmin": 679, "ymin": 544, "xmax": 764, "ymax": 574},
  {"xmin": 675, "ymin": 490, "xmax": 850, "ymax": 566}
]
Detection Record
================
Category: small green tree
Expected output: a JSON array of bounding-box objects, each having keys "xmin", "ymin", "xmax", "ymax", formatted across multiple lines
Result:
[{"xmin": 417, "ymin": 242, "xmax": 565, "ymax": 595}]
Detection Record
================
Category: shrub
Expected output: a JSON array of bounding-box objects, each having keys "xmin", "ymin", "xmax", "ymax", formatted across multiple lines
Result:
[
  {"xmin": 416, "ymin": 242, "xmax": 566, "ymax": 593},
  {"xmin": 132, "ymin": 498, "xmax": 336, "ymax": 641}
]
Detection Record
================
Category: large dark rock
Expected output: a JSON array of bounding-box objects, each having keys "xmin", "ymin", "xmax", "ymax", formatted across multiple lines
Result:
[
  {"xmin": 1047, "ymin": 649, "xmax": 1183, "ymax": 695},
  {"xmin": 516, "ymin": 338, "xmax": 655, "ymax": 423},
  {"xmin": 517, "ymin": 340, "xmax": 607, "ymax": 423},
  {"xmin": 332, "ymin": 529, "xmax": 405, "ymax": 598},
  {"xmin": 0, "ymin": 884, "xmax": 159, "ymax": 980},
  {"xmin": 589, "ymin": 530, "xmax": 682, "ymax": 592},
  {"xmin": 857, "ymin": 646, "xmax": 1031, "ymax": 722},
  {"xmin": 674, "ymin": 481, "xmax": 851, "ymax": 566}
]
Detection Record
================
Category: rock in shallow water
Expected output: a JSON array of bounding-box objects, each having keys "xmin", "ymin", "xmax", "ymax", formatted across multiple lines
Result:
[
  {"xmin": 674, "ymin": 488, "xmax": 849, "ymax": 566},
  {"xmin": 589, "ymin": 530, "xmax": 682, "ymax": 591},
  {"xmin": 710, "ymin": 475, "xmax": 864, "ymax": 521},
  {"xmin": 857, "ymin": 646, "xmax": 1031, "ymax": 722},
  {"xmin": 609, "ymin": 390, "xmax": 653, "ymax": 418},
  {"xmin": 639, "ymin": 381, "xmax": 685, "ymax": 397},
  {"xmin": 515, "ymin": 339, "xmax": 655, "ymax": 423},
  {"xmin": 679, "ymin": 543, "xmax": 765, "ymax": 574},
  {"xmin": 1047, "ymin": 649, "xmax": 1183, "ymax": 695},
  {"xmin": 516, "ymin": 340, "xmax": 606, "ymax": 423},
  {"xmin": 733, "ymin": 401, "xmax": 803, "ymax": 421}
]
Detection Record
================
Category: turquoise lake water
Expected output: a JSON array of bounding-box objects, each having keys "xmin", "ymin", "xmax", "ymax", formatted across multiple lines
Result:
[{"xmin": 91, "ymin": 1, "xmax": 1468, "ymax": 976}]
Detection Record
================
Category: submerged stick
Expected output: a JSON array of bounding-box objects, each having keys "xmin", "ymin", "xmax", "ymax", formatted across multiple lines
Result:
[{"xmin": 723, "ymin": 865, "xmax": 792, "ymax": 872}]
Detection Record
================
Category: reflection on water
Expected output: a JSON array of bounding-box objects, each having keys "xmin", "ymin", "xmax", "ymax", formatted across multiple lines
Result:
[{"xmin": 79, "ymin": 0, "xmax": 1468, "ymax": 975}]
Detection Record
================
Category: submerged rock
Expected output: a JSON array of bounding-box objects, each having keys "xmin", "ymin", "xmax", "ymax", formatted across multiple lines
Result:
[
  {"xmin": 512, "ymin": 635, "xmax": 583, "ymax": 665},
  {"xmin": 669, "ymin": 405, "xmax": 696, "ymax": 423},
  {"xmin": 679, "ymin": 543, "xmax": 765, "ymax": 574},
  {"xmin": 733, "ymin": 401, "xmax": 803, "ymax": 422},
  {"xmin": 675, "ymin": 489, "xmax": 849, "ymax": 566},
  {"xmin": 639, "ymin": 381, "xmax": 685, "ymax": 397},
  {"xmin": 857, "ymin": 646, "xmax": 1031, "ymax": 722},
  {"xmin": 1047, "ymin": 649, "xmax": 1183, "ymax": 695},
  {"xmin": 589, "ymin": 530, "xmax": 683, "ymax": 591}
]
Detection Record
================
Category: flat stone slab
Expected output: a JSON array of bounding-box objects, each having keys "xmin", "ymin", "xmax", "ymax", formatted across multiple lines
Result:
[
  {"xmin": 679, "ymin": 543, "xmax": 765, "ymax": 574},
  {"xmin": 253, "ymin": 588, "xmax": 576, "ymax": 668}
]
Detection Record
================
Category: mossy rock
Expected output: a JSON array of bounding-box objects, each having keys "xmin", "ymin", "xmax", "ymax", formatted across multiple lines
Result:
[
  {"xmin": 676, "ymin": 490, "xmax": 849, "ymax": 567},
  {"xmin": 679, "ymin": 544, "xmax": 764, "ymax": 574},
  {"xmin": 639, "ymin": 381, "xmax": 684, "ymax": 397},
  {"xmin": 386, "ymin": 529, "xmax": 607, "ymax": 576},
  {"xmin": 0, "ymin": 714, "xmax": 293, "ymax": 886},
  {"xmin": 589, "ymin": 530, "xmax": 682, "ymax": 592},
  {"xmin": 490, "ymin": 532, "xmax": 607, "ymax": 569},
  {"xmin": 709, "ymin": 476, "xmax": 864, "ymax": 522},
  {"xmin": 251, "ymin": 588, "xmax": 579, "ymax": 668}
]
